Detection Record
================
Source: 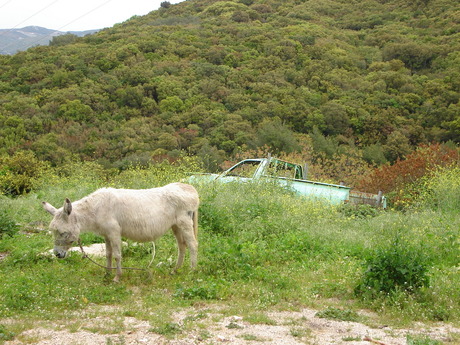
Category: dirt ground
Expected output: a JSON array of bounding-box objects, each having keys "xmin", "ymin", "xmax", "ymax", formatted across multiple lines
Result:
[
  {"xmin": 4, "ymin": 305, "xmax": 459, "ymax": 345},
  {"xmin": 3, "ymin": 245, "xmax": 459, "ymax": 345}
]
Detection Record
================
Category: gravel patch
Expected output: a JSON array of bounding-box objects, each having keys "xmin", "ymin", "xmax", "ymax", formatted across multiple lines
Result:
[{"xmin": 4, "ymin": 306, "xmax": 459, "ymax": 345}]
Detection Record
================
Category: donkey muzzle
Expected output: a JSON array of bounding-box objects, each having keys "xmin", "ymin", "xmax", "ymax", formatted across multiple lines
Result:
[{"xmin": 54, "ymin": 248, "xmax": 67, "ymax": 259}]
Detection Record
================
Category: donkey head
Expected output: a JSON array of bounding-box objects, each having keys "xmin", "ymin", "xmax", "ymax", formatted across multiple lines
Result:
[{"xmin": 42, "ymin": 198, "xmax": 79, "ymax": 258}]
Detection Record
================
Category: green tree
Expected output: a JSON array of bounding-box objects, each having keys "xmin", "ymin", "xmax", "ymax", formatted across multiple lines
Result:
[
  {"xmin": 384, "ymin": 130, "xmax": 412, "ymax": 162},
  {"xmin": 58, "ymin": 100, "xmax": 93, "ymax": 122},
  {"xmin": 382, "ymin": 42, "xmax": 438, "ymax": 70},
  {"xmin": 160, "ymin": 2, "xmax": 171, "ymax": 9},
  {"xmin": 49, "ymin": 34, "xmax": 79, "ymax": 47},
  {"xmin": 309, "ymin": 126, "xmax": 339, "ymax": 158},
  {"xmin": 0, "ymin": 115, "xmax": 27, "ymax": 152},
  {"xmin": 0, "ymin": 0, "xmax": 457, "ymax": 166},
  {"xmin": 320, "ymin": 101, "xmax": 350, "ymax": 136},
  {"xmin": 159, "ymin": 96, "xmax": 185, "ymax": 113},
  {"xmin": 255, "ymin": 118, "xmax": 300, "ymax": 155}
]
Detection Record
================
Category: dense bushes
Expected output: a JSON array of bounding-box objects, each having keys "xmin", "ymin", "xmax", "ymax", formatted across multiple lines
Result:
[
  {"xmin": 0, "ymin": 0, "xmax": 458, "ymax": 167},
  {"xmin": 416, "ymin": 165, "xmax": 460, "ymax": 212},
  {"xmin": 0, "ymin": 151, "xmax": 49, "ymax": 196},
  {"xmin": 355, "ymin": 237, "xmax": 430, "ymax": 297},
  {"xmin": 355, "ymin": 144, "xmax": 460, "ymax": 208}
]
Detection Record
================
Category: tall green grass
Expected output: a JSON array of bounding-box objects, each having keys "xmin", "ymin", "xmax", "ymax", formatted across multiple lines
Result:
[{"xmin": 0, "ymin": 161, "xmax": 459, "ymax": 338}]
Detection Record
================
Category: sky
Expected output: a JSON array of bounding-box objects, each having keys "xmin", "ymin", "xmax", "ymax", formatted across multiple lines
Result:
[{"xmin": 0, "ymin": 0, "xmax": 185, "ymax": 31}]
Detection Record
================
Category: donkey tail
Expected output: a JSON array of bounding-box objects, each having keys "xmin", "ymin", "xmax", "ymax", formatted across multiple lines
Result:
[{"xmin": 193, "ymin": 209, "xmax": 198, "ymax": 240}]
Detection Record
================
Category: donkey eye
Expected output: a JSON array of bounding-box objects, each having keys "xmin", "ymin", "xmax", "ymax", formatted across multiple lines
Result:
[{"xmin": 55, "ymin": 231, "xmax": 68, "ymax": 238}]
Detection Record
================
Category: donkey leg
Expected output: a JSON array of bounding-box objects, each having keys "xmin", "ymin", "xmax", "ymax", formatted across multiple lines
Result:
[
  {"xmin": 172, "ymin": 225, "xmax": 187, "ymax": 271},
  {"xmin": 178, "ymin": 217, "xmax": 198, "ymax": 269},
  {"xmin": 185, "ymin": 232, "xmax": 198, "ymax": 270},
  {"xmin": 106, "ymin": 236, "xmax": 122, "ymax": 282},
  {"xmin": 105, "ymin": 237, "xmax": 113, "ymax": 276},
  {"xmin": 113, "ymin": 243, "xmax": 123, "ymax": 282}
]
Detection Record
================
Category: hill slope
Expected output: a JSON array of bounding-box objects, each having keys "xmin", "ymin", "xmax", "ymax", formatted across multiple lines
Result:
[{"xmin": 0, "ymin": 0, "xmax": 458, "ymax": 170}]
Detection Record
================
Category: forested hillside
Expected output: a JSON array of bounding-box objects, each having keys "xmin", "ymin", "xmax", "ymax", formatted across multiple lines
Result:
[{"xmin": 0, "ymin": 0, "xmax": 459, "ymax": 173}]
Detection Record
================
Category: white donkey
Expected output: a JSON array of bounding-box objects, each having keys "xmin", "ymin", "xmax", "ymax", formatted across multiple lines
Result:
[{"xmin": 42, "ymin": 182, "xmax": 199, "ymax": 282}]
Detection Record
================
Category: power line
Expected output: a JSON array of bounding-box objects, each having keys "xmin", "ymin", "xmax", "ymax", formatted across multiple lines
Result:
[
  {"xmin": 0, "ymin": 0, "xmax": 62, "ymax": 44},
  {"xmin": 0, "ymin": 0, "xmax": 15, "ymax": 10},
  {"xmin": 0, "ymin": 0, "xmax": 61, "ymax": 54},
  {"xmin": 56, "ymin": 0, "xmax": 115, "ymax": 31},
  {"xmin": 0, "ymin": 0, "xmax": 116, "ymax": 54},
  {"xmin": 7, "ymin": 0, "xmax": 62, "ymax": 30}
]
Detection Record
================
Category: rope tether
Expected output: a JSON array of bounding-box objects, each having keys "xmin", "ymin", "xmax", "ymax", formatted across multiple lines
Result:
[{"xmin": 77, "ymin": 239, "xmax": 156, "ymax": 271}]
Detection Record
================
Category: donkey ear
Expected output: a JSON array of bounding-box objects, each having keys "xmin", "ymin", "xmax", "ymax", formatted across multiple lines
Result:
[
  {"xmin": 42, "ymin": 202, "xmax": 57, "ymax": 216},
  {"xmin": 63, "ymin": 198, "xmax": 72, "ymax": 216}
]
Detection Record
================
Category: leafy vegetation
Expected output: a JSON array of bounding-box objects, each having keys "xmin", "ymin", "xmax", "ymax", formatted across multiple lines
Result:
[
  {"xmin": 0, "ymin": 161, "xmax": 458, "ymax": 343},
  {"xmin": 406, "ymin": 334, "xmax": 444, "ymax": 345},
  {"xmin": 354, "ymin": 236, "xmax": 431, "ymax": 297},
  {"xmin": 356, "ymin": 143, "xmax": 460, "ymax": 208},
  {"xmin": 0, "ymin": 151, "xmax": 49, "ymax": 196},
  {"xmin": 0, "ymin": 325, "xmax": 14, "ymax": 342},
  {"xmin": 0, "ymin": 209, "xmax": 18, "ymax": 239},
  {"xmin": 0, "ymin": 0, "xmax": 458, "ymax": 175},
  {"xmin": 0, "ymin": 0, "xmax": 459, "ymax": 341},
  {"xmin": 315, "ymin": 307, "xmax": 361, "ymax": 322}
]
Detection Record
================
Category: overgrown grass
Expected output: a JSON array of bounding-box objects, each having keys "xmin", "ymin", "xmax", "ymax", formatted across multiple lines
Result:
[
  {"xmin": 0, "ymin": 161, "xmax": 459, "ymax": 343},
  {"xmin": 315, "ymin": 307, "xmax": 362, "ymax": 322},
  {"xmin": 406, "ymin": 334, "xmax": 444, "ymax": 345}
]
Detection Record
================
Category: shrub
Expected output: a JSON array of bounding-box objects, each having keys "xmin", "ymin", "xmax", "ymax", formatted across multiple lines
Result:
[
  {"xmin": 416, "ymin": 165, "xmax": 460, "ymax": 212},
  {"xmin": 173, "ymin": 280, "xmax": 221, "ymax": 300},
  {"xmin": 355, "ymin": 144, "xmax": 459, "ymax": 208},
  {"xmin": 355, "ymin": 237, "xmax": 430, "ymax": 297},
  {"xmin": 255, "ymin": 118, "xmax": 301, "ymax": 155},
  {"xmin": 339, "ymin": 204, "xmax": 380, "ymax": 219},
  {"xmin": 0, "ymin": 151, "xmax": 49, "ymax": 196},
  {"xmin": 0, "ymin": 210, "xmax": 18, "ymax": 239}
]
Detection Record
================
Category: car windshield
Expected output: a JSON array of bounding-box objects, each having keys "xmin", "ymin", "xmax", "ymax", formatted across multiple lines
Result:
[{"xmin": 226, "ymin": 161, "xmax": 261, "ymax": 178}]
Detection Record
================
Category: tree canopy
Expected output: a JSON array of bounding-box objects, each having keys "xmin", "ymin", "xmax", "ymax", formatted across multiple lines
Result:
[{"xmin": 0, "ymin": 0, "xmax": 458, "ymax": 171}]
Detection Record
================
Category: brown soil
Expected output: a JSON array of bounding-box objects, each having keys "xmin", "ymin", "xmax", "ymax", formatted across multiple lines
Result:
[{"xmin": 4, "ymin": 306, "xmax": 459, "ymax": 345}]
